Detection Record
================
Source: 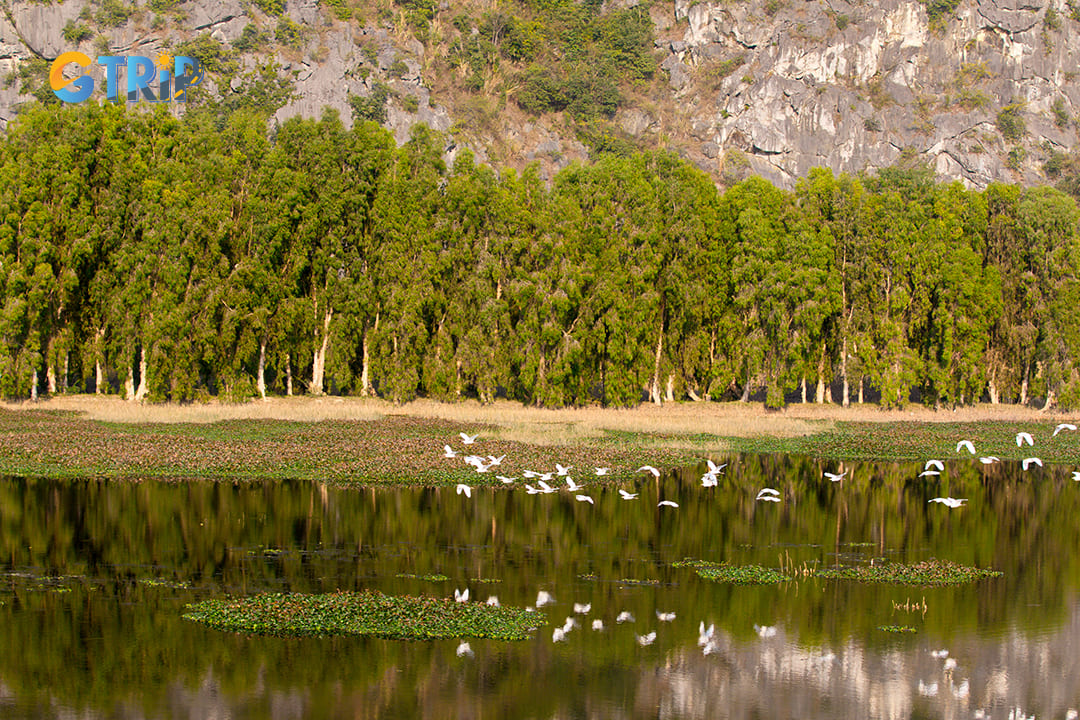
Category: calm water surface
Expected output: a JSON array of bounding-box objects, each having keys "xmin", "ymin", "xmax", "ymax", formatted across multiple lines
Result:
[{"xmin": 0, "ymin": 454, "xmax": 1078, "ymax": 719}]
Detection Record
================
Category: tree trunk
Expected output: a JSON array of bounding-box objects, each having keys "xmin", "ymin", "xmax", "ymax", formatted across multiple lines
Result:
[
  {"xmin": 1021, "ymin": 363, "xmax": 1030, "ymax": 405},
  {"xmin": 285, "ymin": 353, "xmax": 293, "ymax": 396},
  {"xmin": 360, "ymin": 313, "xmax": 378, "ymax": 397},
  {"xmin": 649, "ymin": 320, "xmax": 664, "ymax": 406},
  {"xmin": 841, "ymin": 337, "xmax": 850, "ymax": 407},
  {"xmin": 46, "ymin": 364, "xmax": 56, "ymax": 395},
  {"xmin": 687, "ymin": 387, "xmax": 701, "ymax": 401},
  {"xmin": 95, "ymin": 359, "xmax": 104, "ymax": 395},
  {"xmin": 125, "ymin": 359, "xmax": 136, "ymax": 401},
  {"xmin": 858, "ymin": 376, "xmax": 864, "ymax": 405},
  {"xmin": 62, "ymin": 352, "xmax": 68, "ymax": 393},
  {"xmin": 30, "ymin": 370, "xmax": 37, "ymax": 401},
  {"xmin": 988, "ymin": 372, "xmax": 999, "ymax": 404},
  {"xmin": 134, "ymin": 346, "xmax": 148, "ymax": 401},
  {"xmin": 802, "ymin": 376, "xmax": 808, "ymax": 403},
  {"xmin": 1043, "ymin": 388, "xmax": 1055, "ymax": 412},
  {"xmin": 740, "ymin": 370, "xmax": 752, "ymax": 402},
  {"xmin": 665, "ymin": 373, "xmax": 674, "ymax": 403},
  {"xmin": 256, "ymin": 340, "xmax": 267, "ymax": 400},
  {"xmin": 311, "ymin": 309, "xmax": 333, "ymax": 396}
]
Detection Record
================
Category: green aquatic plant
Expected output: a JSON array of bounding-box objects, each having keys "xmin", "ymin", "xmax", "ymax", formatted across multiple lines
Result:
[
  {"xmin": 183, "ymin": 590, "xmax": 544, "ymax": 640},
  {"xmin": 877, "ymin": 624, "xmax": 917, "ymax": 633},
  {"xmin": 673, "ymin": 559, "xmax": 792, "ymax": 584},
  {"xmin": 816, "ymin": 559, "xmax": 1001, "ymax": 586},
  {"xmin": 396, "ymin": 573, "xmax": 450, "ymax": 582}
]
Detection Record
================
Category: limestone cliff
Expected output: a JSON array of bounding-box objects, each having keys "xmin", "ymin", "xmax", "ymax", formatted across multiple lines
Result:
[{"xmin": 0, "ymin": 0, "xmax": 1077, "ymax": 189}]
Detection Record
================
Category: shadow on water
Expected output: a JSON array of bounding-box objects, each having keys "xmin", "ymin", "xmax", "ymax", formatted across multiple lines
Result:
[{"xmin": 0, "ymin": 454, "xmax": 1078, "ymax": 719}]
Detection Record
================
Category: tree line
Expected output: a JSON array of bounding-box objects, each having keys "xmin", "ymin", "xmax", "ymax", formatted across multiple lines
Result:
[{"xmin": 2, "ymin": 102, "xmax": 1079, "ymax": 408}]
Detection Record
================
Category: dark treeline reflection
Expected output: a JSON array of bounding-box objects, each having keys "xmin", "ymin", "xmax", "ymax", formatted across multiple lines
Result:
[
  {"xmin": 6, "ymin": 102, "xmax": 1080, "ymax": 409},
  {"xmin": 0, "ymin": 460, "xmax": 1078, "ymax": 718}
]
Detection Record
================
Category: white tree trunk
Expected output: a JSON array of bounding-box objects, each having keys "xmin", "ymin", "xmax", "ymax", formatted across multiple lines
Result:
[
  {"xmin": 134, "ymin": 346, "xmax": 148, "ymax": 401},
  {"xmin": 62, "ymin": 352, "xmax": 68, "ymax": 393},
  {"xmin": 256, "ymin": 340, "xmax": 267, "ymax": 400},
  {"xmin": 841, "ymin": 337, "xmax": 850, "ymax": 407},
  {"xmin": 665, "ymin": 373, "xmax": 675, "ymax": 403},
  {"xmin": 285, "ymin": 353, "xmax": 293, "ymax": 396},
  {"xmin": 1021, "ymin": 364, "xmax": 1030, "ymax": 405},
  {"xmin": 125, "ymin": 362, "xmax": 135, "ymax": 401},
  {"xmin": 30, "ymin": 370, "xmax": 37, "ymax": 401},
  {"xmin": 46, "ymin": 364, "xmax": 56, "ymax": 395},
  {"xmin": 988, "ymin": 372, "xmax": 999, "ymax": 404},
  {"xmin": 311, "ymin": 309, "xmax": 333, "ymax": 396},
  {"xmin": 650, "ymin": 323, "xmax": 664, "ymax": 405},
  {"xmin": 858, "ymin": 376, "xmax": 864, "ymax": 404},
  {"xmin": 1043, "ymin": 388, "xmax": 1055, "ymax": 412},
  {"xmin": 96, "ymin": 359, "xmax": 104, "ymax": 395}
]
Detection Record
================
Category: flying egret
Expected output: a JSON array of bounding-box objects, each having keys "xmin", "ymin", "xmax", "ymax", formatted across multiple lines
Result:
[
  {"xmin": 1054, "ymin": 423, "xmax": 1077, "ymax": 437},
  {"xmin": 455, "ymin": 484, "xmax": 472, "ymax": 498},
  {"xmin": 537, "ymin": 480, "xmax": 555, "ymax": 493},
  {"xmin": 619, "ymin": 489, "xmax": 639, "ymax": 500},
  {"xmin": 1073, "ymin": 470, "xmax": 1080, "ymax": 481},
  {"xmin": 496, "ymin": 475, "xmax": 516, "ymax": 484},
  {"xmin": 552, "ymin": 627, "xmax": 566, "ymax": 643},
  {"xmin": 824, "ymin": 471, "xmax": 847, "ymax": 482},
  {"xmin": 1016, "ymin": 431, "xmax": 1034, "ymax": 447},
  {"xmin": 463, "ymin": 455, "xmax": 486, "ymax": 468},
  {"xmin": 454, "ymin": 588, "xmax": 469, "ymax": 602},
  {"xmin": 707, "ymin": 460, "xmax": 728, "ymax": 474},
  {"xmin": 925, "ymin": 460, "xmax": 944, "ymax": 471},
  {"xmin": 656, "ymin": 611, "xmax": 676, "ymax": 622},
  {"xmin": 591, "ymin": 619, "xmax": 604, "ymax": 631},
  {"xmin": 702, "ymin": 639, "xmax": 719, "ymax": 656},
  {"xmin": 486, "ymin": 596, "xmax": 500, "ymax": 606},
  {"xmin": 460, "ymin": 433, "xmax": 478, "ymax": 444},
  {"xmin": 525, "ymin": 484, "xmax": 542, "ymax": 495},
  {"xmin": 638, "ymin": 465, "xmax": 660, "ymax": 478},
  {"xmin": 616, "ymin": 611, "xmax": 635, "ymax": 623},
  {"xmin": 637, "ymin": 632, "xmax": 656, "ymax": 646},
  {"xmin": 523, "ymin": 470, "xmax": 541, "ymax": 478},
  {"xmin": 443, "ymin": 445, "xmax": 458, "ymax": 458},
  {"xmin": 701, "ymin": 473, "xmax": 718, "ymax": 488},
  {"xmin": 594, "ymin": 467, "xmax": 611, "ymax": 476},
  {"xmin": 929, "ymin": 497, "xmax": 967, "ymax": 508},
  {"xmin": 566, "ymin": 477, "xmax": 581, "ymax": 492},
  {"xmin": 698, "ymin": 622, "xmax": 715, "ymax": 647},
  {"xmin": 756, "ymin": 488, "xmax": 780, "ymax": 498},
  {"xmin": 536, "ymin": 591, "xmax": 554, "ymax": 607},
  {"xmin": 562, "ymin": 617, "xmax": 578, "ymax": 632},
  {"xmin": 573, "ymin": 602, "xmax": 591, "ymax": 614},
  {"xmin": 757, "ymin": 495, "xmax": 781, "ymax": 503},
  {"xmin": 918, "ymin": 469, "xmax": 941, "ymax": 477},
  {"xmin": 979, "ymin": 456, "xmax": 1000, "ymax": 464},
  {"xmin": 456, "ymin": 641, "xmax": 473, "ymax": 657},
  {"xmin": 658, "ymin": 500, "xmax": 679, "ymax": 508},
  {"xmin": 487, "ymin": 454, "xmax": 505, "ymax": 466},
  {"xmin": 556, "ymin": 463, "xmax": 573, "ymax": 476},
  {"xmin": 575, "ymin": 494, "xmax": 595, "ymax": 504},
  {"xmin": 956, "ymin": 440, "xmax": 976, "ymax": 454},
  {"xmin": 1022, "ymin": 457, "xmax": 1043, "ymax": 471}
]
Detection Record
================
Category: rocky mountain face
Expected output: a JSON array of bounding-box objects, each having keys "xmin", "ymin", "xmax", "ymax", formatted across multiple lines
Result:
[{"xmin": 0, "ymin": 0, "xmax": 1077, "ymax": 189}]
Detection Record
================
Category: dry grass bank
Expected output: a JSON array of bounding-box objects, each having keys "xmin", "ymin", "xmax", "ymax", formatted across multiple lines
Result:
[{"xmin": 4, "ymin": 395, "xmax": 1069, "ymax": 447}]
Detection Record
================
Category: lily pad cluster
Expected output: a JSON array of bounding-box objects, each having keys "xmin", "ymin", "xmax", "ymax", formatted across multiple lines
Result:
[
  {"xmin": 673, "ymin": 559, "xmax": 792, "ymax": 584},
  {"xmin": 183, "ymin": 590, "xmax": 544, "ymax": 640},
  {"xmin": 815, "ymin": 560, "xmax": 1002, "ymax": 586}
]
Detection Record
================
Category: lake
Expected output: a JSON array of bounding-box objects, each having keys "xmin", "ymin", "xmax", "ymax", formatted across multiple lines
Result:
[{"xmin": 0, "ymin": 454, "xmax": 1077, "ymax": 719}]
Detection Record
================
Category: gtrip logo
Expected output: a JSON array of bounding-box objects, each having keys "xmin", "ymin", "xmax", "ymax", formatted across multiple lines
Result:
[{"xmin": 50, "ymin": 51, "xmax": 203, "ymax": 103}]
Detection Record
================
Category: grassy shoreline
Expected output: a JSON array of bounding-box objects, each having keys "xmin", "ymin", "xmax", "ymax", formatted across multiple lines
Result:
[{"xmin": 0, "ymin": 395, "xmax": 1076, "ymax": 483}]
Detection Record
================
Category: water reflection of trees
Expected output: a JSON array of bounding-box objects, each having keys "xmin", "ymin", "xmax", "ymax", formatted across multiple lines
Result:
[{"xmin": 0, "ymin": 458, "xmax": 1076, "ymax": 718}]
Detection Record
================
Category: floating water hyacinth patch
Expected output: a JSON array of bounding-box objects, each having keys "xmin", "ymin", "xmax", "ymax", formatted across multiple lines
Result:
[
  {"xmin": 877, "ymin": 625, "xmax": 917, "ymax": 633},
  {"xmin": 618, "ymin": 578, "xmax": 661, "ymax": 586},
  {"xmin": 183, "ymin": 590, "xmax": 544, "ymax": 640},
  {"xmin": 673, "ymin": 559, "xmax": 792, "ymax": 584},
  {"xmin": 816, "ymin": 560, "xmax": 1001, "ymax": 586},
  {"xmin": 395, "ymin": 573, "xmax": 450, "ymax": 582},
  {"xmin": 139, "ymin": 578, "xmax": 192, "ymax": 589}
]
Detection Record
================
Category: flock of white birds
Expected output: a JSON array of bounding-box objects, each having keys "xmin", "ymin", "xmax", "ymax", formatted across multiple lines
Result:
[{"xmin": 441, "ymin": 424, "xmax": 1080, "ymax": 717}]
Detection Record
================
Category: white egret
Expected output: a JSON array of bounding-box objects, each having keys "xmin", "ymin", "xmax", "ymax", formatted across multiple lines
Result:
[
  {"xmin": 979, "ymin": 456, "xmax": 1000, "ymax": 464},
  {"xmin": 1073, "ymin": 471, "xmax": 1080, "ymax": 481},
  {"xmin": 487, "ymin": 454, "xmax": 505, "ymax": 466},
  {"xmin": 537, "ymin": 480, "xmax": 555, "ymax": 493},
  {"xmin": 496, "ymin": 475, "xmax": 516, "ymax": 484},
  {"xmin": 591, "ymin": 619, "xmax": 604, "ymax": 631},
  {"xmin": 757, "ymin": 495, "xmax": 781, "ymax": 503},
  {"xmin": 456, "ymin": 641, "xmax": 473, "ymax": 657},
  {"xmin": 638, "ymin": 465, "xmax": 660, "ymax": 478},
  {"xmin": 443, "ymin": 445, "xmax": 458, "ymax": 458},
  {"xmin": 573, "ymin": 602, "xmax": 591, "ymax": 614},
  {"xmin": 918, "ymin": 469, "xmax": 941, "ymax": 477},
  {"xmin": 536, "ymin": 590, "xmax": 554, "ymax": 607},
  {"xmin": 637, "ymin": 632, "xmax": 656, "ymax": 646},
  {"xmin": 460, "ymin": 433, "xmax": 478, "ymax": 444},
  {"xmin": 525, "ymin": 484, "xmax": 542, "ymax": 495},
  {"xmin": 707, "ymin": 460, "xmax": 727, "ymax": 473},
  {"xmin": 455, "ymin": 484, "xmax": 472, "ymax": 498},
  {"xmin": 575, "ymin": 494, "xmax": 595, "ymax": 504},
  {"xmin": 463, "ymin": 455, "xmax": 486, "ymax": 468},
  {"xmin": 701, "ymin": 473, "xmax": 718, "ymax": 488},
  {"xmin": 1016, "ymin": 431, "xmax": 1034, "ymax": 447},
  {"xmin": 698, "ymin": 622, "xmax": 715, "ymax": 647},
  {"xmin": 616, "ymin": 611, "xmax": 635, "ymax": 623},
  {"xmin": 454, "ymin": 588, "xmax": 469, "ymax": 602},
  {"xmin": 566, "ymin": 477, "xmax": 581, "ymax": 491},
  {"xmin": 656, "ymin": 610, "xmax": 676, "ymax": 622},
  {"xmin": 556, "ymin": 463, "xmax": 573, "ymax": 476},
  {"xmin": 702, "ymin": 639, "xmax": 719, "ymax": 656},
  {"xmin": 523, "ymin": 470, "xmax": 541, "ymax": 478},
  {"xmin": 552, "ymin": 627, "xmax": 566, "ymax": 643},
  {"xmin": 956, "ymin": 440, "xmax": 976, "ymax": 454},
  {"xmin": 1054, "ymin": 423, "xmax": 1077, "ymax": 437},
  {"xmin": 562, "ymin": 617, "xmax": 578, "ymax": 632},
  {"xmin": 929, "ymin": 497, "xmax": 967, "ymax": 508},
  {"xmin": 925, "ymin": 459, "xmax": 945, "ymax": 471},
  {"xmin": 594, "ymin": 467, "xmax": 611, "ymax": 476},
  {"xmin": 486, "ymin": 596, "xmax": 500, "ymax": 606},
  {"xmin": 1022, "ymin": 457, "xmax": 1043, "ymax": 471},
  {"xmin": 658, "ymin": 500, "xmax": 679, "ymax": 508},
  {"xmin": 824, "ymin": 471, "xmax": 847, "ymax": 482},
  {"xmin": 619, "ymin": 489, "xmax": 639, "ymax": 500},
  {"xmin": 756, "ymin": 488, "xmax": 780, "ymax": 498}
]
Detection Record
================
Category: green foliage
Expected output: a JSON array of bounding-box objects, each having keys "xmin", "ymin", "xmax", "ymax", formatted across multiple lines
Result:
[
  {"xmin": 834, "ymin": 13, "xmax": 850, "ymax": 30},
  {"xmin": 232, "ymin": 23, "xmax": 271, "ymax": 52},
  {"xmin": 996, "ymin": 102, "xmax": 1027, "ymax": 140},
  {"xmin": 401, "ymin": 94, "xmax": 420, "ymax": 113},
  {"xmin": 252, "ymin": 0, "xmax": 284, "ymax": 15},
  {"xmin": 176, "ymin": 33, "xmax": 239, "ymax": 75},
  {"xmin": 389, "ymin": 59, "xmax": 409, "ymax": 76},
  {"xmin": 320, "ymin": 0, "xmax": 352, "ymax": 20},
  {"xmin": 863, "ymin": 117, "xmax": 882, "ymax": 132},
  {"xmin": 275, "ymin": 18, "xmax": 304, "ymax": 47},
  {"xmin": 1007, "ymin": 144, "xmax": 1026, "ymax": 171},
  {"xmin": 816, "ymin": 560, "xmax": 1002, "ymax": 585},
  {"xmin": 349, "ymin": 82, "xmax": 392, "ymax": 123},
  {"xmin": 1045, "ymin": 4, "xmax": 1061, "ymax": 30},
  {"xmin": 94, "ymin": 0, "xmax": 132, "ymax": 27},
  {"xmin": 62, "ymin": 21, "xmax": 93, "ymax": 43},
  {"xmin": 924, "ymin": 0, "xmax": 961, "ymax": 25},
  {"xmin": 1052, "ymin": 96, "xmax": 1071, "ymax": 128},
  {"xmin": 673, "ymin": 560, "xmax": 792, "ymax": 584}
]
